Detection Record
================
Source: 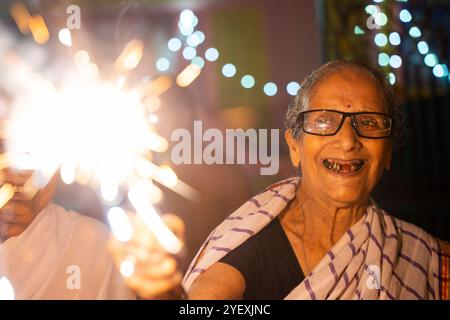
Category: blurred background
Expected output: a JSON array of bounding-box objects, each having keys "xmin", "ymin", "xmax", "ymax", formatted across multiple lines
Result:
[{"xmin": 0, "ymin": 0, "xmax": 449, "ymax": 259}]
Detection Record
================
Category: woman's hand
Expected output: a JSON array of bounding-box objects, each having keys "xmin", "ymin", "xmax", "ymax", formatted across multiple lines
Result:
[{"xmin": 108, "ymin": 213, "xmax": 186, "ymax": 299}]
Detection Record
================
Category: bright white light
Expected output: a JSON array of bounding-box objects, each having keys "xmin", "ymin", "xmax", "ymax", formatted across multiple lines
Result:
[
  {"xmin": 222, "ymin": 63, "xmax": 236, "ymax": 77},
  {"xmin": 176, "ymin": 64, "xmax": 201, "ymax": 87},
  {"xmin": 191, "ymin": 56, "xmax": 205, "ymax": 69},
  {"xmin": 6, "ymin": 82, "xmax": 153, "ymax": 190},
  {"xmin": 128, "ymin": 185, "xmax": 183, "ymax": 254},
  {"xmin": 180, "ymin": 9, "xmax": 195, "ymax": 27},
  {"xmin": 374, "ymin": 12, "xmax": 388, "ymax": 26},
  {"xmin": 433, "ymin": 64, "xmax": 448, "ymax": 78},
  {"xmin": 101, "ymin": 181, "xmax": 119, "ymax": 202},
  {"xmin": 168, "ymin": 38, "xmax": 182, "ymax": 52},
  {"xmin": 286, "ymin": 81, "xmax": 300, "ymax": 96},
  {"xmin": 191, "ymin": 15, "xmax": 199, "ymax": 28},
  {"xmin": 409, "ymin": 26, "xmax": 421, "ymax": 38},
  {"xmin": 186, "ymin": 31, "xmax": 205, "ymax": 48},
  {"xmin": 58, "ymin": 28, "xmax": 72, "ymax": 47},
  {"xmin": 205, "ymin": 48, "xmax": 219, "ymax": 61},
  {"xmin": 399, "ymin": 9, "xmax": 412, "ymax": 23},
  {"xmin": 241, "ymin": 75, "xmax": 255, "ymax": 89},
  {"xmin": 178, "ymin": 9, "xmax": 197, "ymax": 34},
  {"xmin": 145, "ymin": 132, "xmax": 169, "ymax": 153},
  {"xmin": 389, "ymin": 55, "xmax": 402, "ymax": 68},
  {"xmin": 148, "ymin": 113, "xmax": 159, "ymax": 124},
  {"xmin": 120, "ymin": 259, "xmax": 135, "ymax": 277},
  {"xmin": 115, "ymin": 39, "xmax": 144, "ymax": 71},
  {"xmin": 156, "ymin": 57, "xmax": 170, "ymax": 72},
  {"xmin": 60, "ymin": 161, "xmax": 77, "ymax": 184},
  {"xmin": 0, "ymin": 277, "xmax": 15, "ymax": 300},
  {"xmin": 374, "ymin": 33, "xmax": 388, "ymax": 47},
  {"xmin": 388, "ymin": 32, "xmax": 401, "ymax": 45},
  {"xmin": 424, "ymin": 53, "xmax": 438, "ymax": 67},
  {"xmin": 74, "ymin": 50, "xmax": 90, "ymax": 66},
  {"xmin": 263, "ymin": 82, "xmax": 277, "ymax": 96},
  {"xmin": 378, "ymin": 52, "xmax": 390, "ymax": 66},
  {"xmin": 373, "ymin": 0, "xmax": 383, "ymax": 2},
  {"xmin": 186, "ymin": 33, "xmax": 201, "ymax": 47},
  {"xmin": 417, "ymin": 41, "xmax": 429, "ymax": 55},
  {"xmin": 365, "ymin": 5, "xmax": 378, "ymax": 15},
  {"xmin": 182, "ymin": 47, "xmax": 196, "ymax": 60},
  {"xmin": 179, "ymin": 22, "xmax": 194, "ymax": 36},
  {"xmin": 193, "ymin": 31, "xmax": 205, "ymax": 44},
  {"xmin": 157, "ymin": 165, "xmax": 178, "ymax": 188},
  {"xmin": 388, "ymin": 72, "xmax": 396, "ymax": 85},
  {"xmin": 0, "ymin": 184, "xmax": 16, "ymax": 210},
  {"xmin": 108, "ymin": 207, "xmax": 133, "ymax": 242}
]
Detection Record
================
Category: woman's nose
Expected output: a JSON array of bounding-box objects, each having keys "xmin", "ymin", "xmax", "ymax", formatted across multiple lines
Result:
[{"xmin": 334, "ymin": 117, "xmax": 362, "ymax": 152}]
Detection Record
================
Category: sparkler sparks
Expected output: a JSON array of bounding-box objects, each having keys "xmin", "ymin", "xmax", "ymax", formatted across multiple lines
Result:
[
  {"xmin": 28, "ymin": 15, "xmax": 50, "ymax": 44},
  {"xmin": 1, "ymin": 2, "xmax": 207, "ymax": 281},
  {"xmin": 176, "ymin": 64, "xmax": 201, "ymax": 87},
  {"xmin": 0, "ymin": 183, "xmax": 16, "ymax": 210},
  {"xmin": 0, "ymin": 277, "xmax": 15, "ymax": 300},
  {"xmin": 58, "ymin": 28, "xmax": 72, "ymax": 47},
  {"xmin": 115, "ymin": 39, "xmax": 144, "ymax": 72},
  {"xmin": 9, "ymin": 2, "xmax": 31, "ymax": 34}
]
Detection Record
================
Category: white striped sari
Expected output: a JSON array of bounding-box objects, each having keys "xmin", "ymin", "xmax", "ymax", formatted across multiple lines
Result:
[{"xmin": 183, "ymin": 177, "xmax": 449, "ymax": 300}]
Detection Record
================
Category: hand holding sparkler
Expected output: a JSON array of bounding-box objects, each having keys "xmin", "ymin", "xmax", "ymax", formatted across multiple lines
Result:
[{"xmin": 108, "ymin": 211, "xmax": 186, "ymax": 299}]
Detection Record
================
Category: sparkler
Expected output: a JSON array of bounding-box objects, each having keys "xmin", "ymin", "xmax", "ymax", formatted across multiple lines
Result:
[
  {"xmin": 0, "ymin": 277, "xmax": 15, "ymax": 300},
  {"xmin": 1, "ymin": 1, "xmax": 205, "ymax": 281}
]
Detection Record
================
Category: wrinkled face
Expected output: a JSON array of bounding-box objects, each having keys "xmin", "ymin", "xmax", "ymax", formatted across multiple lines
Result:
[{"xmin": 286, "ymin": 70, "xmax": 392, "ymax": 207}]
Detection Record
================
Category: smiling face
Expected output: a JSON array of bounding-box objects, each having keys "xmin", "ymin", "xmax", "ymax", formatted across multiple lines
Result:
[{"xmin": 286, "ymin": 70, "xmax": 392, "ymax": 207}]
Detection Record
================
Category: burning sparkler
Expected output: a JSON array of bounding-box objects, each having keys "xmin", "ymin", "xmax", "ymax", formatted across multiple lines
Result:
[
  {"xmin": 0, "ymin": 277, "xmax": 15, "ymax": 300},
  {"xmin": 1, "ymin": 1, "xmax": 205, "ymax": 279}
]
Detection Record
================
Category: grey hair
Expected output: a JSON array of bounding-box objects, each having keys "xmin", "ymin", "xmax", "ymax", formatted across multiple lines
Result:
[{"xmin": 285, "ymin": 60, "xmax": 407, "ymax": 147}]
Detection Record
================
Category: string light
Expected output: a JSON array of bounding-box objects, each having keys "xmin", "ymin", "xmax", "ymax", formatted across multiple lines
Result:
[
  {"xmin": 222, "ymin": 63, "xmax": 236, "ymax": 78},
  {"xmin": 204, "ymin": 48, "xmax": 219, "ymax": 61},
  {"xmin": 155, "ymin": 57, "xmax": 170, "ymax": 72},
  {"xmin": 417, "ymin": 41, "xmax": 429, "ymax": 55},
  {"xmin": 374, "ymin": 33, "xmax": 388, "ymax": 47},
  {"xmin": 378, "ymin": 53, "xmax": 390, "ymax": 67},
  {"xmin": 263, "ymin": 82, "xmax": 277, "ymax": 96},
  {"xmin": 399, "ymin": 9, "xmax": 412, "ymax": 23},
  {"xmin": 167, "ymin": 38, "xmax": 182, "ymax": 52},
  {"xmin": 182, "ymin": 47, "xmax": 196, "ymax": 60},
  {"xmin": 286, "ymin": 82, "xmax": 300, "ymax": 96},
  {"xmin": 395, "ymin": 5, "xmax": 448, "ymax": 80},
  {"xmin": 388, "ymin": 32, "xmax": 401, "ymax": 46},
  {"xmin": 241, "ymin": 75, "xmax": 255, "ymax": 89},
  {"xmin": 389, "ymin": 55, "xmax": 402, "ymax": 68}
]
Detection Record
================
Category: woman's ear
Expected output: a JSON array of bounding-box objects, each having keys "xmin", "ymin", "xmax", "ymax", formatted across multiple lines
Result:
[{"xmin": 285, "ymin": 130, "xmax": 301, "ymax": 168}]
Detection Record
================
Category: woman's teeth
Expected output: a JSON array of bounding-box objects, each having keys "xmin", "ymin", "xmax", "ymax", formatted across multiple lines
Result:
[{"xmin": 322, "ymin": 159, "xmax": 365, "ymax": 173}]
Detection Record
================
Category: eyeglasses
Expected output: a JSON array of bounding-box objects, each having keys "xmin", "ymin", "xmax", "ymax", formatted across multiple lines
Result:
[{"xmin": 297, "ymin": 109, "xmax": 393, "ymax": 139}]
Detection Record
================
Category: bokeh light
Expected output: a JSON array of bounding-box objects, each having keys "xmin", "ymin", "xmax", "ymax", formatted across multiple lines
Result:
[
  {"xmin": 286, "ymin": 81, "xmax": 300, "ymax": 96},
  {"xmin": 205, "ymin": 48, "xmax": 219, "ymax": 61},
  {"xmin": 263, "ymin": 82, "xmax": 277, "ymax": 96},
  {"xmin": 222, "ymin": 63, "xmax": 236, "ymax": 77},
  {"xmin": 241, "ymin": 75, "xmax": 255, "ymax": 89}
]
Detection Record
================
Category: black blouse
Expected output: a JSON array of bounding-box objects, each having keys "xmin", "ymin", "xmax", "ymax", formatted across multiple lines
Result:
[{"xmin": 220, "ymin": 217, "xmax": 305, "ymax": 300}]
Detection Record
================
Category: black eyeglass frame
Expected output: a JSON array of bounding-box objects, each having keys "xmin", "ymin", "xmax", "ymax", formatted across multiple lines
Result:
[{"xmin": 297, "ymin": 109, "xmax": 394, "ymax": 139}]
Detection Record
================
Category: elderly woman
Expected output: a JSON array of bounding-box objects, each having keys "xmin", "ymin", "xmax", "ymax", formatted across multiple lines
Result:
[{"xmin": 110, "ymin": 60, "xmax": 450, "ymax": 300}]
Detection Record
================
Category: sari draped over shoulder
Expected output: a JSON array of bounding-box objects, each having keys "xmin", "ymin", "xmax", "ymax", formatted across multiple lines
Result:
[{"xmin": 182, "ymin": 177, "xmax": 450, "ymax": 300}]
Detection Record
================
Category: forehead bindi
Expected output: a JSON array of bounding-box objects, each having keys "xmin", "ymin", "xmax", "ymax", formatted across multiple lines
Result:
[{"xmin": 309, "ymin": 72, "xmax": 386, "ymax": 113}]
